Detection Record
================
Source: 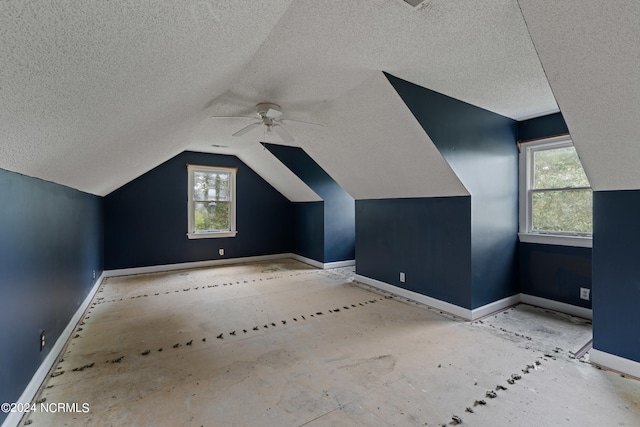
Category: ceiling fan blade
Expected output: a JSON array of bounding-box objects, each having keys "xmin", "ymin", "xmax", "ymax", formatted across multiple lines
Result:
[
  {"xmin": 273, "ymin": 124, "xmax": 294, "ymax": 143},
  {"xmin": 211, "ymin": 116, "xmax": 256, "ymax": 120},
  {"xmin": 232, "ymin": 122, "xmax": 262, "ymax": 137},
  {"xmin": 265, "ymin": 108, "xmax": 283, "ymax": 119},
  {"xmin": 280, "ymin": 119, "xmax": 323, "ymax": 127}
]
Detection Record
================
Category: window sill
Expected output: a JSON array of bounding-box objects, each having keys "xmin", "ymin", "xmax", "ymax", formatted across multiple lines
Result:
[
  {"xmin": 187, "ymin": 231, "xmax": 237, "ymax": 239},
  {"xmin": 518, "ymin": 232, "xmax": 592, "ymax": 248}
]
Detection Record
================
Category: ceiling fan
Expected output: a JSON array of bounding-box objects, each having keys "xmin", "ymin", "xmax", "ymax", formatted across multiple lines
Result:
[{"xmin": 211, "ymin": 103, "xmax": 321, "ymax": 143}]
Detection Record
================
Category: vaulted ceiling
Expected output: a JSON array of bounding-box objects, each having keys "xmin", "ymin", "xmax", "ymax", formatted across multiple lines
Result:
[{"xmin": 1, "ymin": 1, "xmax": 636, "ymax": 197}]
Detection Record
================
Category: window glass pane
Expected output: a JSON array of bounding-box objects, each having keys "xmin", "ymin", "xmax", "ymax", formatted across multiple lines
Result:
[
  {"xmin": 193, "ymin": 171, "xmax": 230, "ymax": 201},
  {"xmin": 194, "ymin": 201, "xmax": 230, "ymax": 231},
  {"xmin": 533, "ymin": 146, "xmax": 589, "ymax": 189},
  {"xmin": 532, "ymin": 189, "xmax": 592, "ymax": 233}
]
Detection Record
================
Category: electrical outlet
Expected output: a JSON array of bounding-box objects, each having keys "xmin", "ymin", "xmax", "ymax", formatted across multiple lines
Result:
[
  {"xmin": 580, "ymin": 287, "xmax": 590, "ymax": 301},
  {"xmin": 400, "ymin": 272, "xmax": 405, "ymax": 283},
  {"xmin": 92, "ymin": 270, "xmax": 96, "ymax": 279},
  {"xmin": 40, "ymin": 331, "xmax": 46, "ymax": 352},
  {"xmin": 219, "ymin": 249, "xmax": 224, "ymax": 256}
]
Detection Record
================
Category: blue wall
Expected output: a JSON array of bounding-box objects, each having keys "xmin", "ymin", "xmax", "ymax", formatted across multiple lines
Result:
[
  {"xmin": 593, "ymin": 190, "xmax": 640, "ymax": 362},
  {"xmin": 519, "ymin": 243, "xmax": 591, "ymax": 308},
  {"xmin": 387, "ymin": 73, "xmax": 519, "ymax": 309},
  {"xmin": 0, "ymin": 169, "xmax": 103, "ymax": 423},
  {"xmin": 518, "ymin": 112, "xmax": 569, "ymax": 141},
  {"xmin": 292, "ymin": 202, "xmax": 324, "ymax": 262},
  {"xmin": 517, "ymin": 113, "xmax": 593, "ymax": 308},
  {"xmin": 104, "ymin": 151, "xmax": 293, "ymax": 269},
  {"xmin": 265, "ymin": 144, "xmax": 355, "ymax": 263},
  {"xmin": 356, "ymin": 197, "xmax": 472, "ymax": 307}
]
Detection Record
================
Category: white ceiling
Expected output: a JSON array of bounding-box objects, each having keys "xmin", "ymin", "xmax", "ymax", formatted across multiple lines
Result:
[
  {"xmin": 301, "ymin": 73, "xmax": 469, "ymax": 200},
  {"xmin": 517, "ymin": 0, "xmax": 640, "ymax": 191},
  {"xmin": 1, "ymin": 0, "xmax": 560, "ymax": 197}
]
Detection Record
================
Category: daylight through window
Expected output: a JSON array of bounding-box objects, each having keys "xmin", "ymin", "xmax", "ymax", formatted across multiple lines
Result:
[
  {"xmin": 519, "ymin": 136, "xmax": 592, "ymax": 247},
  {"xmin": 187, "ymin": 165, "xmax": 237, "ymax": 239}
]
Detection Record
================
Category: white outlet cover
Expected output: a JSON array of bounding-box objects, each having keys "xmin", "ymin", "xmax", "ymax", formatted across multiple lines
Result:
[{"xmin": 580, "ymin": 288, "xmax": 590, "ymax": 300}]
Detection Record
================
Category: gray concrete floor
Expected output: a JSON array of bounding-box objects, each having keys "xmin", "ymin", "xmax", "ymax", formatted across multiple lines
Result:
[{"xmin": 26, "ymin": 259, "xmax": 640, "ymax": 426}]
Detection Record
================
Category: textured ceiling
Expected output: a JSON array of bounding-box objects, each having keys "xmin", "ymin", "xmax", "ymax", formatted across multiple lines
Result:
[
  {"xmin": 517, "ymin": 0, "xmax": 640, "ymax": 191},
  {"xmin": 1, "ymin": 0, "xmax": 557, "ymax": 197},
  {"xmin": 301, "ymin": 73, "xmax": 469, "ymax": 200}
]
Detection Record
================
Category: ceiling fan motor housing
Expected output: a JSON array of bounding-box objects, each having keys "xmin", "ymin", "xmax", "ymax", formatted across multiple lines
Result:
[{"xmin": 256, "ymin": 103, "xmax": 283, "ymax": 119}]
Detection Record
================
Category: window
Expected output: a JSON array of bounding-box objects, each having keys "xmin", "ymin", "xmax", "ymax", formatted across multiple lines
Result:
[
  {"xmin": 187, "ymin": 164, "xmax": 237, "ymax": 239},
  {"xmin": 519, "ymin": 135, "xmax": 592, "ymax": 247}
]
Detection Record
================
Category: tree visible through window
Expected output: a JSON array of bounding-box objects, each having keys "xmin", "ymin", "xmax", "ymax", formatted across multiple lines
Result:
[
  {"xmin": 187, "ymin": 165, "xmax": 237, "ymax": 239},
  {"xmin": 531, "ymin": 146, "xmax": 592, "ymax": 233},
  {"xmin": 520, "ymin": 136, "xmax": 592, "ymax": 242}
]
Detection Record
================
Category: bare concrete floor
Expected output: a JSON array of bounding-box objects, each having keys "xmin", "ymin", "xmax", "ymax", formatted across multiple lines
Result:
[{"xmin": 25, "ymin": 259, "xmax": 640, "ymax": 426}]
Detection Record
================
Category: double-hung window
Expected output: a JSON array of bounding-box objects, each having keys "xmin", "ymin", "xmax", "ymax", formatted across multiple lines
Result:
[
  {"xmin": 519, "ymin": 135, "xmax": 592, "ymax": 247},
  {"xmin": 187, "ymin": 164, "xmax": 237, "ymax": 239}
]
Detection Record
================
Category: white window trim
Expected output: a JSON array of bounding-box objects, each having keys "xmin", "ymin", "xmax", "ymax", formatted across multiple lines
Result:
[
  {"xmin": 187, "ymin": 164, "xmax": 237, "ymax": 239},
  {"xmin": 518, "ymin": 135, "xmax": 592, "ymax": 248}
]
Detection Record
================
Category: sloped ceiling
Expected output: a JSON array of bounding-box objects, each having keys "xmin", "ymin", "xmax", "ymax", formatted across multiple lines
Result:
[
  {"xmin": 299, "ymin": 72, "xmax": 469, "ymax": 200},
  {"xmin": 517, "ymin": 0, "xmax": 640, "ymax": 191},
  {"xmin": 1, "ymin": 0, "xmax": 557, "ymax": 197}
]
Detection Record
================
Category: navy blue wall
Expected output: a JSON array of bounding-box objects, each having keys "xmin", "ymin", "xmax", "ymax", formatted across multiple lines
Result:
[
  {"xmin": 292, "ymin": 202, "xmax": 324, "ymax": 262},
  {"xmin": 0, "ymin": 169, "xmax": 103, "ymax": 423},
  {"xmin": 104, "ymin": 151, "xmax": 293, "ymax": 269},
  {"xmin": 387, "ymin": 74, "xmax": 519, "ymax": 309},
  {"xmin": 265, "ymin": 144, "xmax": 355, "ymax": 263},
  {"xmin": 517, "ymin": 113, "xmax": 593, "ymax": 308},
  {"xmin": 593, "ymin": 190, "xmax": 640, "ymax": 362},
  {"xmin": 518, "ymin": 112, "xmax": 569, "ymax": 141},
  {"xmin": 356, "ymin": 197, "xmax": 472, "ymax": 307},
  {"xmin": 519, "ymin": 243, "xmax": 592, "ymax": 308}
]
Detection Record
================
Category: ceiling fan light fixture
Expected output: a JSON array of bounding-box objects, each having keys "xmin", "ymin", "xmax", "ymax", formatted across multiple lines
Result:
[
  {"xmin": 213, "ymin": 101, "xmax": 321, "ymax": 144},
  {"xmin": 264, "ymin": 124, "xmax": 274, "ymax": 137}
]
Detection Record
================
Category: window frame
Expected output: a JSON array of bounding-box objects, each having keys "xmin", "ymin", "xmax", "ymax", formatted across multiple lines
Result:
[
  {"xmin": 187, "ymin": 164, "xmax": 237, "ymax": 239},
  {"xmin": 518, "ymin": 135, "xmax": 592, "ymax": 248}
]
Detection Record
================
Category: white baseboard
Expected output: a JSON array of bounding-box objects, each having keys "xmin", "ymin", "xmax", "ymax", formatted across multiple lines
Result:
[
  {"xmin": 290, "ymin": 254, "xmax": 355, "ymax": 270},
  {"xmin": 353, "ymin": 276, "xmax": 593, "ymax": 322},
  {"xmin": 590, "ymin": 349, "xmax": 640, "ymax": 379},
  {"xmin": 1, "ymin": 273, "xmax": 105, "ymax": 427},
  {"xmin": 324, "ymin": 259, "xmax": 356, "ymax": 269},
  {"xmin": 521, "ymin": 294, "xmax": 592, "ymax": 320},
  {"xmin": 104, "ymin": 254, "xmax": 356, "ymax": 278},
  {"xmin": 470, "ymin": 294, "xmax": 521, "ymax": 320},
  {"xmin": 354, "ymin": 274, "xmax": 474, "ymax": 319},
  {"xmin": 103, "ymin": 253, "xmax": 292, "ymax": 277}
]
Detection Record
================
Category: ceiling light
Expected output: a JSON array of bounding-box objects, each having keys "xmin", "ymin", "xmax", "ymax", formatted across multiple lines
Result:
[{"xmin": 264, "ymin": 124, "xmax": 274, "ymax": 137}]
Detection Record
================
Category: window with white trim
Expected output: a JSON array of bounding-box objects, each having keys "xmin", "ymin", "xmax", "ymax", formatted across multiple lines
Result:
[
  {"xmin": 187, "ymin": 164, "xmax": 237, "ymax": 239},
  {"xmin": 519, "ymin": 135, "xmax": 592, "ymax": 247}
]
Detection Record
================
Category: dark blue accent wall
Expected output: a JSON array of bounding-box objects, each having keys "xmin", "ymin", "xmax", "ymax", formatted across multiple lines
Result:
[
  {"xmin": 104, "ymin": 151, "xmax": 293, "ymax": 270},
  {"xmin": 519, "ymin": 243, "xmax": 591, "ymax": 308},
  {"xmin": 356, "ymin": 197, "xmax": 472, "ymax": 307},
  {"xmin": 387, "ymin": 73, "xmax": 519, "ymax": 309},
  {"xmin": 517, "ymin": 113, "xmax": 593, "ymax": 309},
  {"xmin": 292, "ymin": 202, "xmax": 324, "ymax": 262},
  {"xmin": 593, "ymin": 190, "xmax": 640, "ymax": 362},
  {"xmin": 518, "ymin": 112, "xmax": 569, "ymax": 141},
  {"xmin": 0, "ymin": 169, "xmax": 103, "ymax": 423},
  {"xmin": 264, "ymin": 144, "xmax": 355, "ymax": 263}
]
